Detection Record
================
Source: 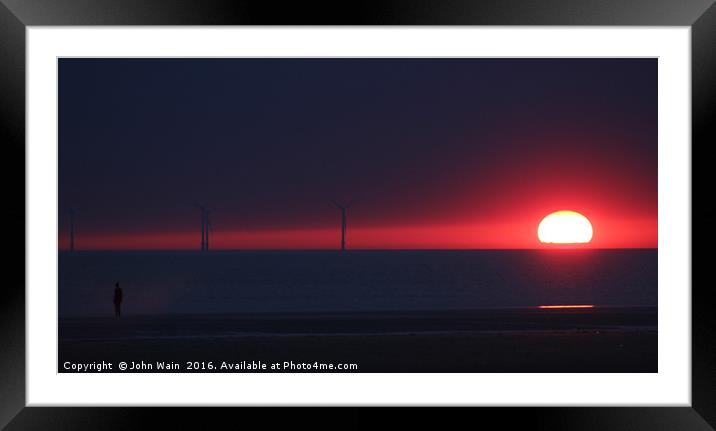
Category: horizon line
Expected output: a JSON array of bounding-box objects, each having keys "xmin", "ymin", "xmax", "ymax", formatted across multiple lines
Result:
[{"xmin": 58, "ymin": 247, "xmax": 659, "ymax": 252}]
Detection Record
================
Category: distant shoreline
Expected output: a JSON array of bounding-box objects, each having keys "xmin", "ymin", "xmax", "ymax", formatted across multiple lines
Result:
[{"xmin": 59, "ymin": 305, "xmax": 658, "ymax": 320}]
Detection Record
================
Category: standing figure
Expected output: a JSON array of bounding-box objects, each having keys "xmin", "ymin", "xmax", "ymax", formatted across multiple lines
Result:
[{"xmin": 113, "ymin": 282, "xmax": 123, "ymax": 318}]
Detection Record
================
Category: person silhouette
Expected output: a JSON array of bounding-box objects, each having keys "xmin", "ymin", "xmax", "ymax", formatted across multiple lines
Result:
[{"xmin": 113, "ymin": 282, "xmax": 123, "ymax": 318}]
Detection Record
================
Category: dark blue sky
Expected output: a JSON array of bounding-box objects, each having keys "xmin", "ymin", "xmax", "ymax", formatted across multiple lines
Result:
[{"xmin": 58, "ymin": 58, "xmax": 657, "ymax": 249}]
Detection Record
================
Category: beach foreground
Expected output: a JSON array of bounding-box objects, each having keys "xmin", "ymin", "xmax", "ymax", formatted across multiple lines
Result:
[{"xmin": 59, "ymin": 308, "xmax": 657, "ymax": 373}]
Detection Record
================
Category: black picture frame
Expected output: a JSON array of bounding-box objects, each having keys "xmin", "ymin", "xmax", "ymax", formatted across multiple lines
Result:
[{"xmin": 1, "ymin": 0, "xmax": 712, "ymax": 429}]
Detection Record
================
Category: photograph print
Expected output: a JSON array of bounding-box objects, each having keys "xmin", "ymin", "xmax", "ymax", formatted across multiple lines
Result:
[{"xmin": 58, "ymin": 57, "xmax": 657, "ymax": 373}]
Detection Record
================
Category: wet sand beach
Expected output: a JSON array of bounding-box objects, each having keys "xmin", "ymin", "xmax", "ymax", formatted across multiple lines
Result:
[{"xmin": 59, "ymin": 308, "xmax": 657, "ymax": 373}]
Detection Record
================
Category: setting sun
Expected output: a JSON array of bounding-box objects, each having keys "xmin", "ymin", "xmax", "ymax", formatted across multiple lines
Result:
[{"xmin": 537, "ymin": 210, "xmax": 593, "ymax": 244}]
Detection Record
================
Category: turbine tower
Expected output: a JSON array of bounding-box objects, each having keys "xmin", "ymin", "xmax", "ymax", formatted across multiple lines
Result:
[
  {"xmin": 204, "ymin": 209, "xmax": 211, "ymax": 251},
  {"xmin": 69, "ymin": 209, "xmax": 75, "ymax": 252},
  {"xmin": 331, "ymin": 200, "xmax": 353, "ymax": 251},
  {"xmin": 193, "ymin": 204, "xmax": 210, "ymax": 251}
]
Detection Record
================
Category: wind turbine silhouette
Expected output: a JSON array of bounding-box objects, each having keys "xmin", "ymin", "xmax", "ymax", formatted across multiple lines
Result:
[
  {"xmin": 69, "ymin": 209, "xmax": 75, "ymax": 252},
  {"xmin": 205, "ymin": 208, "xmax": 212, "ymax": 251},
  {"xmin": 331, "ymin": 200, "xmax": 355, "ymax": 251},
  {"xmin": 192, "ymin": 204, "xmax": 211, "ymax": 251}
]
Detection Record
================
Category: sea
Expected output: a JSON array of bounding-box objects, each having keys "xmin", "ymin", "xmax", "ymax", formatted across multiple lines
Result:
[
  {"xmin": 59, "ymin": 249, "xmax": 657, "ymax": 317},
  {"xmin": 58, "ymin": 249, "xmax": 658, "ymax": 372}
]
